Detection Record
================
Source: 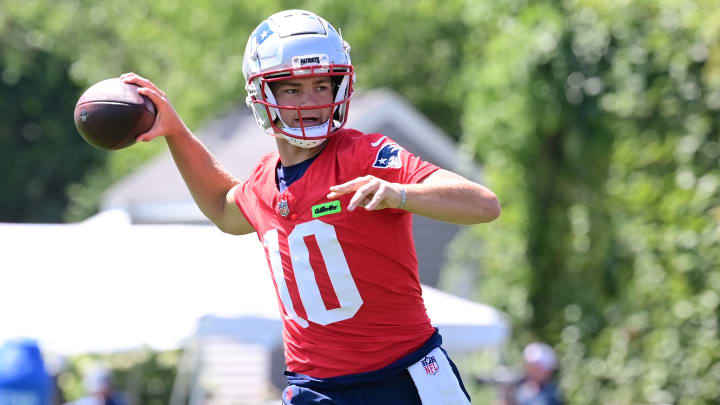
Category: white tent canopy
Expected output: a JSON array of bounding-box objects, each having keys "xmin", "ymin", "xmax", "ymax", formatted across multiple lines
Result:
[{"xmin": 0, "ymin": 211, "xmax": 508, "ymax": 355}]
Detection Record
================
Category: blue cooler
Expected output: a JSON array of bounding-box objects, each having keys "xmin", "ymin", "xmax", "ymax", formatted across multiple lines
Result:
[{"xmin": 0, "ymin": 339, "xmax": 50, "ymax": 405}]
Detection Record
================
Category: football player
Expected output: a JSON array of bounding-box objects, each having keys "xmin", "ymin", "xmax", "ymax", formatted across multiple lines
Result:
[{"xmin": 122, "ymin": 9, "xmax": 500, "ymax": 404}]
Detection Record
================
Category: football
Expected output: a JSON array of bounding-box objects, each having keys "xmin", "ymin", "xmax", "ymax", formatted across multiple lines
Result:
[{"xmin": 73, "ymin": 78, "xmax": 156, "ymax": 150}]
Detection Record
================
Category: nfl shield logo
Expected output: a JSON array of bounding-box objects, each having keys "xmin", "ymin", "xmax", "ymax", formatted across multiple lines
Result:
[
  {"xmin": 277, "ymin": 199, "xmax": 290, "ymax": 217},
  {"xmin": 421, "ymin": 355, "xmax": 439, "ymax": 375}
]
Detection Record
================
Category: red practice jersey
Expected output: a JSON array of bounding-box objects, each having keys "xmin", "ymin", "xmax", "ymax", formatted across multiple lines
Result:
[{"xmin": 235, "ymin": 128, "xmax": 440, "ymax": 378}]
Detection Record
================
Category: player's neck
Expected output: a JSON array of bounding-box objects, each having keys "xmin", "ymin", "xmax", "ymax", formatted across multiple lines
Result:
[{"xmin": 275, "ymin": 137, "xmax": 327, "ymax": 166}]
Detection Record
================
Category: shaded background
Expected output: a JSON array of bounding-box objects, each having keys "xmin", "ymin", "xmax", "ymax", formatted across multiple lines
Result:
[{"xmin": 2, "ymin": 0, "xmax": 720, "ymax": 403}]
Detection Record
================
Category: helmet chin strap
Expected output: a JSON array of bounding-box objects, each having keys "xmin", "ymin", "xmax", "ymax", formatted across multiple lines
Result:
[{"xmin": 277, "ymin": 119, "xmax": 331, "ymax": 148}]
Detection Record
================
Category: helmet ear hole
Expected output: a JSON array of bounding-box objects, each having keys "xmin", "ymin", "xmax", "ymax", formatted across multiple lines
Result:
[
  {"xmin": 331, "ymin": 76, "xmax": 343, "ymax": 97},
  {"xmin": 267, "ymin": 81, "xmax": 278, "ymax": 97},
  {"xmin": 331, "ymin": 77, "xmax": 342, "ymax": 121}
]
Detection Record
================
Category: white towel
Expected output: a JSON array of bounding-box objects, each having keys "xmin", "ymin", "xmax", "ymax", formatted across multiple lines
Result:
[{"xmin": 407, "ymin": 347, "xmax": 471, "ymax": 404}]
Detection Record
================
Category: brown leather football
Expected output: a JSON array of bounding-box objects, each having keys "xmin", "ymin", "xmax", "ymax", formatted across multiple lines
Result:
[{"xmin": 74, "ymin": 78, "xmax": 156, "ymax": 150}]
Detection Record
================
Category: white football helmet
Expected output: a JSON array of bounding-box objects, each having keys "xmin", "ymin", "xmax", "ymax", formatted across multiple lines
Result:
[{"xmin": 242, "ymin": 10, "xmax": 355, "ymax": 148}]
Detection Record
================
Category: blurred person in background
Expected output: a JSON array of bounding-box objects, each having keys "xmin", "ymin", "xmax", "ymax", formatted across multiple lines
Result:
[
  {"xmin": 64, "ymin": 368, "xmax": 126, "ymax": 405},
  {"xmin": 0, "ymin": 339, "xmax": 51, "ymax": 405},
  {"xmin": 502, "ymin": 342, "xmax": 564, "ymax": 405}
]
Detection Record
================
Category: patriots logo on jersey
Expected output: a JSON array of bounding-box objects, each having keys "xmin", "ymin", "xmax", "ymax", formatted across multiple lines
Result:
[
  {"xmin": 421, "ymin": 355, "xmax": 439, "ymax": 375},
  {"xmin": 372, "ymin": 143, "xmax": 403, "ymax": 169}
]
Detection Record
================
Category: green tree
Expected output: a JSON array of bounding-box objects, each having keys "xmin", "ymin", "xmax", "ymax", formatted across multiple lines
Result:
[
  {"xmin": 0, "ymin": 20, "xmax": 105, "ymax": 221},
  {"xmin": 462, "ymin": 0, "xmax": 720, "ymax": 403},
  {"xmin": 59, "ymin": 349, "xmax": 179, "ymax": 405}
]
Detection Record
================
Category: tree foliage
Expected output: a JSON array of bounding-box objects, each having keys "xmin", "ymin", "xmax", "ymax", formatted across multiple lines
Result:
[
  {"xmin": 58, "ymin": 349, "xmax": 179, "ymax": 405},
  {"xmin": 463, "ymin": 0, "xmax": 720, "ymax": 403},
  {"xmin": 0, "ymin": 19, "xmax": 104, "ymax": 222}
]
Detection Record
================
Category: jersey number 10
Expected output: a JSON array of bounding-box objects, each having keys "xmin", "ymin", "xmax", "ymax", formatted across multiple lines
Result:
[{"xmin": 263, "ymin": 219, "xmax": 364, "ymax": 328}]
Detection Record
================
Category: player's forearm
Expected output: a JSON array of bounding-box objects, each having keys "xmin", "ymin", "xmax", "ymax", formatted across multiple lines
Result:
[
  {"xmin": 165, "ymin": 129, "xmax": 240, "ymax": 225},
  {"xmin": 403, "ymin": 182, "xmax": 500, "ymax": 224},
  {"xmin": 407, "ymin": 170, "xmax": 501, "ymax": 224},
  {"xmin": 329, "ymin": 170, "xmax": 500, "ymax": 223}
]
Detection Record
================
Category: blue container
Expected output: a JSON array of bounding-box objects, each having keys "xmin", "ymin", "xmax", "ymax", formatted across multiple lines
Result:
[{"xmin": 0, "ymin": 339, "xmax": 50, "ymax": 405}]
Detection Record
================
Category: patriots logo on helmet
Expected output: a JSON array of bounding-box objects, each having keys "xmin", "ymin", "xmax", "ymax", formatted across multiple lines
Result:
[
  {"xmin": 254, "ymin": 21, "xmax": 274, "ymax": 45},
  {"xmin": 372, "ymin": 143, "xmax": 403, "ymax": 169}
]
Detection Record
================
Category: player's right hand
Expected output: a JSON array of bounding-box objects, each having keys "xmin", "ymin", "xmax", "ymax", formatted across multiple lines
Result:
[
  {"xmin": 328, "ymin": 175, "xmax": 405, "ymax": 211},
  {"xmin": 120, "ymin": 72, "xmax": 190, "ymax": 142}
]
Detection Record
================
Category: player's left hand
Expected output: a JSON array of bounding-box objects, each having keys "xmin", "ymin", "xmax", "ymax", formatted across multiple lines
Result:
[{"xmin": 327, "ymin": 176, "xmax": 404, "ymax": 211}]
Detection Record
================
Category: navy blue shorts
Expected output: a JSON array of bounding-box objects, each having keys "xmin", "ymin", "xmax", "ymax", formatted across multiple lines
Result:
[{"xmin": 281, "ymin": 329, "xmax": 470, "ymax": 405}]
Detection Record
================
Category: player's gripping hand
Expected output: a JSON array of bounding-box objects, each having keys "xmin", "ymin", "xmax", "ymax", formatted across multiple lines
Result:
[
  {"xmin": 120, "ymin": 72, "xmax": 190, "ymax": 142},
  {"xmin": 327, "ymin": 175, "xmax": 405, "ymax": 211}
]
